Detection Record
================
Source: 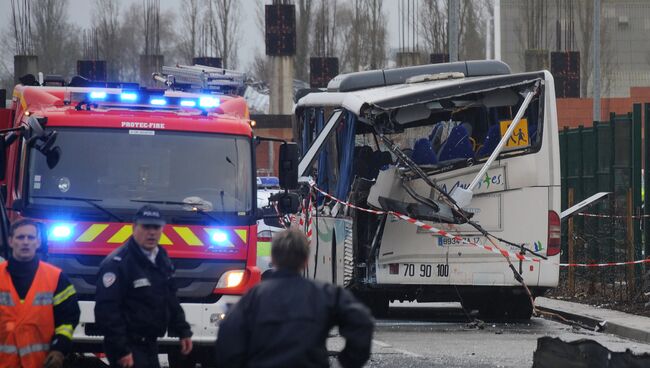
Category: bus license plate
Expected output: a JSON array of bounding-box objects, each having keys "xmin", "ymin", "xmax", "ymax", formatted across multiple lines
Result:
[{"xmin": 402, "ymin": 263, "xmax": 449, "ymax": 278}]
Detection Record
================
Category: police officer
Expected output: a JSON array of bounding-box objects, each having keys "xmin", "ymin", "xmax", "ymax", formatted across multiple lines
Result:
[
  {"xmin": 215, "ymin": 228, "xmax": 374, "ymax": 368},
  {"xmin": 95, "ymin": 205, "xmax": 193, "ymax": 368}
]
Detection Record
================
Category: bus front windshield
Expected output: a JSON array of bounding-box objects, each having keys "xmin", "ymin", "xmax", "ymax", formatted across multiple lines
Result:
[{"xmin": 26, "ymin": 128, "xmax": 253, "ymax": 218}]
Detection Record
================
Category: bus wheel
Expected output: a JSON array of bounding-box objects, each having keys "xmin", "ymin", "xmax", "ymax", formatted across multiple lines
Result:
[
  {"xmin": 357, "ymin": 293, "xmax": 389, "ymax": 318},
  {"xmin": 477, "ymin": 298, "xmax": 506, "ymax": 320},
  {"xmin": 504, "ymin": 295, "xmax": 534, "ymax": 320}
]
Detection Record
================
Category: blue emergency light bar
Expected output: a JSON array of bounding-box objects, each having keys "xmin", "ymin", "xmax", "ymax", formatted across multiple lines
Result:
[
  {"xmin": 199, "ymin": 96, "xmax": 220, "ymax": 108},
  {"xmin": 79, "ymin": 90, "xmax": 221, "ymax": 111},
  {"xmin": 150, "ymin": 98, "xmax": 167, "ymax": 106},
  {"xmin": 120, "ymin": 92, "xmax": 139, "ymax": 102},
  {"xmin": 89, "ymin": 91, "xmax": 107, "ymax": 100}
]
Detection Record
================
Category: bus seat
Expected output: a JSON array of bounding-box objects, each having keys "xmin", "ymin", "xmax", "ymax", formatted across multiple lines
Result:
[
  {"xmin": 529, "ymin": 121, "xmax": 538, "ymax": 143},
  {"xmin": 438, "ymin": 125, "xmax": 474, "ymax": 162},
  {"xmin": 411, "ymin": 138, "xmax": 438, "ymax": 165},
  {"xmin": 477, "ymin": 124, "xmax": 500, "ymax": 158}
]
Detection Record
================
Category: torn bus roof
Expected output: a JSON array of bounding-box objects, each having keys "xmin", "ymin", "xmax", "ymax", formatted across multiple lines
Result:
[{"xmin": 296, "ymin": 71, "xmax": 546, "ymax": 116}]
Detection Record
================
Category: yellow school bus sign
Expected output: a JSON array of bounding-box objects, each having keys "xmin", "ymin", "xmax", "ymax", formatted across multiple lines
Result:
[{"xmin": 500, "ymin": 118, "xmax": 530, "ymax": 148}]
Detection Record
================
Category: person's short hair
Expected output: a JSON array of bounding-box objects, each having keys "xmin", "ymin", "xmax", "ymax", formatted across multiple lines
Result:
[
  {"xmin": 9, "ymin": 219, "xmax": 41, "ymax": 237},
  {"xmin": 271, "ymin": 228, "xmax": 310, "ymax": 272}
]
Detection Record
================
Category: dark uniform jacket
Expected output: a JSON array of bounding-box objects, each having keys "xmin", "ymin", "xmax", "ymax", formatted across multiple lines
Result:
[
  {"xmin": 215, "ymin": 269, "xmax": 374, "ymax": 368},
  {"xmin": 6, "ymin": 256, "xmax": 80, "ymax": 354},
  {"xmin": 94, "ymin": 237, "xmax": 192, "ymax": 360}
]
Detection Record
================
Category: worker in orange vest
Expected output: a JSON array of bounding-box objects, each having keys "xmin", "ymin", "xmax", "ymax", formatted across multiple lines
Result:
[{"xmin": 0, "ymin": 219, "xmax": 80, "ymax": 368}]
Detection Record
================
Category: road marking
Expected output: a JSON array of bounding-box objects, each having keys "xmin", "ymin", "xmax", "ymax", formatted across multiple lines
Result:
[
  {"xmin": 372, "ymin": 339, "xmax": 391, "ymax": 348},
  {"xmin": 392, "ymin": 347, "xmax": 425, "ymax": 359},
  {"xmin": 372, "ymin": 339, "xmax": 424, "ymax": 358}
]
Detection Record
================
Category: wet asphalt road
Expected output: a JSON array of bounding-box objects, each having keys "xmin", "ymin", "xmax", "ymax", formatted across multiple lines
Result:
[{"xmin": 326, "ymin": 302, "xmax": 650, "ymax": 368}]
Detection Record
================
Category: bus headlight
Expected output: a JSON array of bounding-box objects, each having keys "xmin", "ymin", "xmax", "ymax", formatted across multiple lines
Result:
[{"xmin": 215, "ymin": 270, "xmax": 245, "ymax": 289}]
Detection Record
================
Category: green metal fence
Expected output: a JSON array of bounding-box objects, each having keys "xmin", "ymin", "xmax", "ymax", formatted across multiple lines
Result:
[{"xmin": 559, "ymin": 103, "xmax": 645, "ymax": 301}]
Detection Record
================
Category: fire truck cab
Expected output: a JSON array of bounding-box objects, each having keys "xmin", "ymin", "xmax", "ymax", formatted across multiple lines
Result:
[{"xmin": 0, "ymin": 75, "xmax": 298, "ymax": 366}]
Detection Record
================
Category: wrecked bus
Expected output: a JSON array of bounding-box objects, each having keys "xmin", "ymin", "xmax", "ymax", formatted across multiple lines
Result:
[{"xmin": 292, "ymin": 60, "xmax": 561, "ymax": 319}]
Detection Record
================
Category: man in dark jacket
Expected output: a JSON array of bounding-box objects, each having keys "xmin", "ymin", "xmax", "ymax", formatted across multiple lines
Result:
[
  {"xmin": 215, "ymin": 228, "xmax": 374, "ymax": 368},
  {"xmin": 95, "ymin": 205, "xmax": 193, "ymax": 368}
]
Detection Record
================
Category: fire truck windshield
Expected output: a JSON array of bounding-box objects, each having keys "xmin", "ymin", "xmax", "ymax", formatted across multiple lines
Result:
[{"xmin": 25, "ymin": 128, "xmax": 253, "ymax": 218}]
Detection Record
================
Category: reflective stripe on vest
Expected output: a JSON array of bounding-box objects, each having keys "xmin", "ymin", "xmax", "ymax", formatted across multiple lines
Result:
[
  {"xmin": 18, "ymin": 343, "xmax": 50, "ymax": 357},
  {"xmin": 0, "ymin": 345, "xmax": 17, "ymax": 354},
  {"xmin": 33, "ymin": 292, "xmax": 53, "ymax": 306},
  {"xmin": 0, "ymin": 291, "xmax": 14, "ymax": 306}
]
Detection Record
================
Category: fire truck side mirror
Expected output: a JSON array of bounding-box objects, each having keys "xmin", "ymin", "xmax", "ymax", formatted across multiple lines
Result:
[
  {"xmin": 278, "ymin": 143, "xmax": 299, "ymax": 190},
  {"xmin": 25, "ymin": 116, "xmax": 45, "ymax": 139},
  {"xmin": 46, "ymin": 146, "xmax": 61, "ymax": 169}
]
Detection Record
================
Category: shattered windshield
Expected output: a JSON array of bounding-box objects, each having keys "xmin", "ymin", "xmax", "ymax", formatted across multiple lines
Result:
[{"xmin": 27, "ymin": 128, "xmax": 253, "ymax": 216}]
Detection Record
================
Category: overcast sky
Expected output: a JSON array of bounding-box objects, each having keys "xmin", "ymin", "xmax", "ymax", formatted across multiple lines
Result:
[{"xmin": 0, "ymin": 0, "xmax": 417, "ymax": 71}]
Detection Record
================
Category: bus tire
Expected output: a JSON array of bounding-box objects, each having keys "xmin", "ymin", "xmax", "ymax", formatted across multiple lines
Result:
[
  {"xmin": 478, "ymin": 300, "xmax": 506, "ymax": 320},
  {"xmin": 505, "ymin": 295, "xmax": 534, "ymax": 320},
  {"xmin": 357, "ymin": 293, "xmax": 389, "ymax": 318}
]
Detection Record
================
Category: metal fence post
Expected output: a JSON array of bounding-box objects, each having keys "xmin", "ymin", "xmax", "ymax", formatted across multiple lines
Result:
[
  {"xmin": 568, "ymin": 188, "xmax": 575, "ymax": 295},
  {"xmin": 627, "ymin": 189, "xmax": 636, "ymax": 299}
]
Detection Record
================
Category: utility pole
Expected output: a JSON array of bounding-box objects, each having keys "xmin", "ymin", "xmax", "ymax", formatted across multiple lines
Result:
[
  {"xmin": 494, "ymin": 0, "xmax": 501, "ymax": 60},
  {"xmin": 593, "ymin": 0, "xmax": 601, "ymax": 121},
  {"xmin": 448, "ymin": 0, "xmax": 460, "ymax": 62}
]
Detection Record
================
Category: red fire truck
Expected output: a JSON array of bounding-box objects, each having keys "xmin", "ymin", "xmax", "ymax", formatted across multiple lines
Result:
[{"xmin": 0, "ymin": 72, "xmax": 298, "ymax": 366}]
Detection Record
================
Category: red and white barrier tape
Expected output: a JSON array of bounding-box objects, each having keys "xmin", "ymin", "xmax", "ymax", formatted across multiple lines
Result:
[
  {"xmin": 306, "ymin": 180, "xmax": 650, "ymax": 268},
  {"xmin": 308, "ymin": 179, "xmax": 539, "ymax": 263},
  {"xmin": 577, "ymin": 212, "xmax": 650, "ymax": 219},
  {"xmin": 305, "ymin": 190, "xmax": 314, "ymax": 242},
  {"xmin": 560, "ymin": 258, "xmax": 650, "ymax": 267}
]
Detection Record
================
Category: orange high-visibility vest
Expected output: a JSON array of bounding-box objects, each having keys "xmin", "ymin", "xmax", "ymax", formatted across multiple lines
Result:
[{"xmin": 0, "ymin": 261, "xmax": 60, "ymax": 368}]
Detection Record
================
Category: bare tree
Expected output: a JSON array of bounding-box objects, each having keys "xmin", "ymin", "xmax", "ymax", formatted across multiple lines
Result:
[
  {"xmin": 295, "ymin": 0, "xmax": 313, "ymax": 80},
  {"xmin": 312, "ymin": 0, "xmax": 338, "ymax": 57},
  {"xmin": 420, "ymin": 0, "xmax": 448, "ymax": 54},
  {"xmin": 31, "ymin": 0, "xmax": 80, "ymax": 74},
  {"xmin": 93, "ymin": 0, "xmax": 121, "ymax": 79},
  {"xmin": 576, "ymin": 0, "xmax": 612, "ymax": 98},
  {"xmin": 119, "ymin": 2, "xmax": 145, "ymax": 81},
  {"xmin": 366, "ymin": 0, "xmax": 387, "ymax": 69},
  {"xmin": 211, "ymin": 0, "xmax": 241, "ymax": 68},
  {"xmin": 459, "ymin": 0, "xmax": 486, "ymax": 60},
  {"xmin": 178, "ymin": 0, "xmax": 200, "ymax": 63},
  {"xmin": 10, "ymin": 0, "xmax": 34, "ymax": 55},
  {"xmin": 339, "ymin": 0, "xmax": 387, "ymax": 71},
  {"xmin": 420, "ymin": 0, "xmax": 485, "ymax": 60},
  {"xmin": 142, "ymin": 0, "xmax": 161, "ymax": 55}
]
